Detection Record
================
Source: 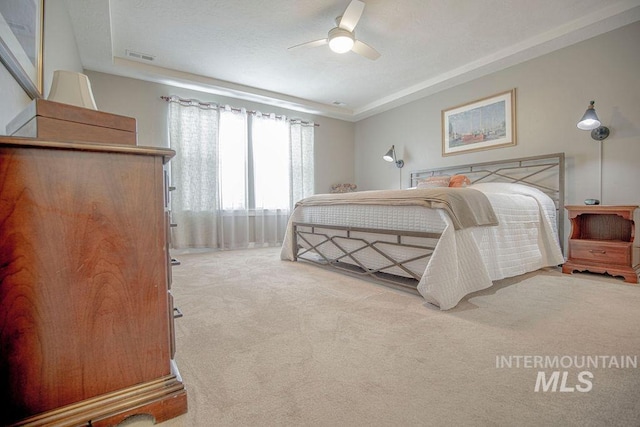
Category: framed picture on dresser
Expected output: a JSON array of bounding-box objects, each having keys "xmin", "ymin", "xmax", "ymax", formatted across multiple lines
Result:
[{"xmin": 0, "ymin": 0, "xmax": 44, "ymax": 98}]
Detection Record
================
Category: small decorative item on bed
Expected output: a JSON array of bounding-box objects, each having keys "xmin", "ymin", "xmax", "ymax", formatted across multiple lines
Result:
[
  {"xmin": 281, "ymin": 153, "xmax": 565, "ymax": 310},
  {"xmin": 442, "ymin": 89, "xmax": 516, "ymax": 156},
  {"xmin": 330, "ymin": 183, "xmax": 358, "ymax": 193}
]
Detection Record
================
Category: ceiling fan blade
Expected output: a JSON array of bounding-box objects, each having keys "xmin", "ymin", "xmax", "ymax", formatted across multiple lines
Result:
[
  {"xmin": 352, "ymin": 39, "xmax": 380, "ymax": 60},
  {"xmin": 339, "ymin": 0, "xmax": 365, "ymax": 32},
  {"xmin": 288, "ymin": 38, "xmax": 328, "ymax": 50}
]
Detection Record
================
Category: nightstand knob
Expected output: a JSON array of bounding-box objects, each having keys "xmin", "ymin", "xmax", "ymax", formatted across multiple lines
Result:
[{"xmin": 589, "ymin": 249, "xmax": 606, "ymax": 254}]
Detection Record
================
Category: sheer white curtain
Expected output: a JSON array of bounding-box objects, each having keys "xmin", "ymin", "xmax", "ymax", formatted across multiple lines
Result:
[
  {"xmin": 168, "ymin": 98, "xmax": 314, "ymax": 250},
  {"xmin": 290, "ymin": 121, "xmax": 315, "ymax": 206},
  {"xmin": 168, "ymin": 99, "xmax": 219, "ymax": 248}
]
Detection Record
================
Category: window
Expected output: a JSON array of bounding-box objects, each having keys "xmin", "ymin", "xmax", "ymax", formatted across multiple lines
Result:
[
  {"xmin": 251, "ymin": 114, "xmax": 290, "ymax": 210},
  {"xmin": 218, "ymin": 110, "xmax": 247, "ymax": 209},
  {"xmin": 218, "ymin": 110, "xmax": 292, "ymax": 210},
  {"xmin": 168, "ymin": 97, "xmax": 314, "ymax": 249}
]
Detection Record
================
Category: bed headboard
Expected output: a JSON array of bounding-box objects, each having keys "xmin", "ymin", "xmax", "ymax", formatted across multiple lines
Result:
[{"xmin": 411, "ymin": 153, "xmax": 565, "ymax": 247}]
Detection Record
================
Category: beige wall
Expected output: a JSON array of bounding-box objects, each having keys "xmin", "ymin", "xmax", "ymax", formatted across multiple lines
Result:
[
  {"xmin": 355, "ymin": 21, "xmax": 640, "ymax": 212},
  {"xmin": 2, "ymin": 1, "xmax": 638, "ymax": 218},
  {"xmin": 0, "ymin": 0, "xmax": 82, "ymax": 133},
  {"xmin": 85, "ymin": 71, "xmax": 355, "ymax": 195}
]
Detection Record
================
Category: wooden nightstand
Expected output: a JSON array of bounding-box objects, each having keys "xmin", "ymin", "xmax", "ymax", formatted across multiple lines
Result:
[{"xmin": 562, "ymin": 205, "xmax": 639, "ymax": 283}]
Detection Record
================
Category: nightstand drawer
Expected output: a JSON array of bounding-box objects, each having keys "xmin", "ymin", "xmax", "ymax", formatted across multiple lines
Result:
[{"xmin": 570, "ymin": 240, "xmax": 631, "ymax": 265}]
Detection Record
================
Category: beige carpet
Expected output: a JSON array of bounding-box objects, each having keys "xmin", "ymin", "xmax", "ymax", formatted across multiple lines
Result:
[{"xmin": 124, "ymin": 247, "xmax": 640, "ymax": 427}]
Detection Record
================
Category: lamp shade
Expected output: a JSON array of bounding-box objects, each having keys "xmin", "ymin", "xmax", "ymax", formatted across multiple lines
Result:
[
  {"xmin": 383, "ymin": 146, "xmax": 395, "ymax": 162},
  {"xmin": 47, "ymin": 70, "xmax": 98, "ymax": 110},
  {"xmin": 577, "ymin": 101, "xmax": 601, "ymax": 130},
  {"xmin": 383, "ymin": 145, "xmax": 404, "ymax": 168}
]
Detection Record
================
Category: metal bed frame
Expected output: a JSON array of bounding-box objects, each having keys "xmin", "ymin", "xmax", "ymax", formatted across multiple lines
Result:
[
  {"xmin": 291, "ymin": 153, "xmax": 565, "ymax": 291},
  {"xmin": 293, "ymin": 222, "xmax": 441, "ymax": 292}
]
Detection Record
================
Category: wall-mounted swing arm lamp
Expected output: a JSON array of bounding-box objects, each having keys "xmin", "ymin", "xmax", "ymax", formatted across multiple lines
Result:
[
  {"xmin": 577, "ymin": 100, "xmax": 611, "ymax": 206},
  {"xmin": 383, "ymin": 145, "xmax": 404, "ymax": 168},
  {"xmin": 577, "ymin": 100, "xmax": 610, "ymax": 141}
]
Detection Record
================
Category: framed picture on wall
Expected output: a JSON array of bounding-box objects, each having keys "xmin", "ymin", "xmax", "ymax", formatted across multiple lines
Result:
[
  {"xmin": 0, "ymin": 0, "xmax": 44, "ymax": 99},
  {"xmin": 442, "ymin": 89, "xmax": 516, "ymax": 156}
]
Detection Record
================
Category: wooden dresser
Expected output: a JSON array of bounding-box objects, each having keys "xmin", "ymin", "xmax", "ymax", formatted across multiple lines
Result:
[
  {"xmin": 0, "ymin": 136, "xmax": 187, "ymax": 426},
  {"xmin": 562, "ymin": 205, "xmax": 639, "ymax": 283}
]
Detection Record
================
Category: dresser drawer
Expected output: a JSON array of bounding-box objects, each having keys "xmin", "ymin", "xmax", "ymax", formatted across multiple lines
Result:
[{"xmin": 570, "ymin": 240, "xmax": 631, "ymax": 266}]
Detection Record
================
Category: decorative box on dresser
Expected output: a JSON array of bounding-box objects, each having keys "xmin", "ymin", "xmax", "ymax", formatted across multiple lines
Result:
[
  {"xmin": 562, "ymin": 205, "xmax": 639, "ymax": 284},
  {"xmin": 0, "ymin": 135, "xmax": 187, "ymax": 426}
]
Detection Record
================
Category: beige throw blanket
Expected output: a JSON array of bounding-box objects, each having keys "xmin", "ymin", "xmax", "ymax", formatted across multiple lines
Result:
[{"xmin": 295, "ymin": 188, "xmax": 498, "ymax": 230}]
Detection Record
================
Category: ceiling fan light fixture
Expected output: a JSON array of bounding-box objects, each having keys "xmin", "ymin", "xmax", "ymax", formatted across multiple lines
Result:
[
  {"xmin": 288, "ymin": 1, "xmax": 378, "ymax": 59},
  {"xmin": 328, "ymin": 28, "xmax": 354, "ymax": 53}
]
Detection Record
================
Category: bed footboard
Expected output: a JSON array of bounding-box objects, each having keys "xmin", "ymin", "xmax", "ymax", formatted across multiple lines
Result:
[{"xmin": 292, "ymin": 222, "xmax": 441, "ymax": 293}]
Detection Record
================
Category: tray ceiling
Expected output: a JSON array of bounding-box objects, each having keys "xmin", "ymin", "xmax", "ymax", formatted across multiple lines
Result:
[{"xmin": 64, "ymin": 0, "xmax": 640, "ymax": 121}]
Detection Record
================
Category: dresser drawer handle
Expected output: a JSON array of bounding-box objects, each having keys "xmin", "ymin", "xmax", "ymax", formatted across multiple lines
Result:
[{"xmin": 589, "ymin": 249, "xmax": 606, "ymax": 254}]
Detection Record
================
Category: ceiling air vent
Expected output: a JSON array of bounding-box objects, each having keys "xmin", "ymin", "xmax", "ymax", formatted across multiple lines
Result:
[{"xmin": 125, "ymin": 49, "xmax": 155, "ymax": 62}]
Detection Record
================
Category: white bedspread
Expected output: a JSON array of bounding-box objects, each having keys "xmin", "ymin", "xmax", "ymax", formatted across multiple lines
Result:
[{"xmin": 281, "ymin": 183, "xmax": 564, "ymax": 310}]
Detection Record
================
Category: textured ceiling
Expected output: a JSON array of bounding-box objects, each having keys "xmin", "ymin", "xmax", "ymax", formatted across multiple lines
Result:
[{"xmin": 64, "ymin": 0, "xmax": 640, "ymax": 121}]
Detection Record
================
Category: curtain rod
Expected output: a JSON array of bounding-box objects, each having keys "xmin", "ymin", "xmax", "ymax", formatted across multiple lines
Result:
[{"xmin": 161, "ymin": 95, "xmax": 319, "ymax": 127}]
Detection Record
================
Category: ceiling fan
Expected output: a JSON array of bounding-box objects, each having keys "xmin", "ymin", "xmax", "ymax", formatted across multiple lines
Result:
[{"xmin": 288, "ymin": 0, "xmax": 380, "ymax": 60}]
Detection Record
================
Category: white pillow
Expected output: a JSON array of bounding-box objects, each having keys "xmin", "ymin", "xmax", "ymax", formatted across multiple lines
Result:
[{"xmin": 416, "ymin": 175, "xmax": 451, "ymax": 188}]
